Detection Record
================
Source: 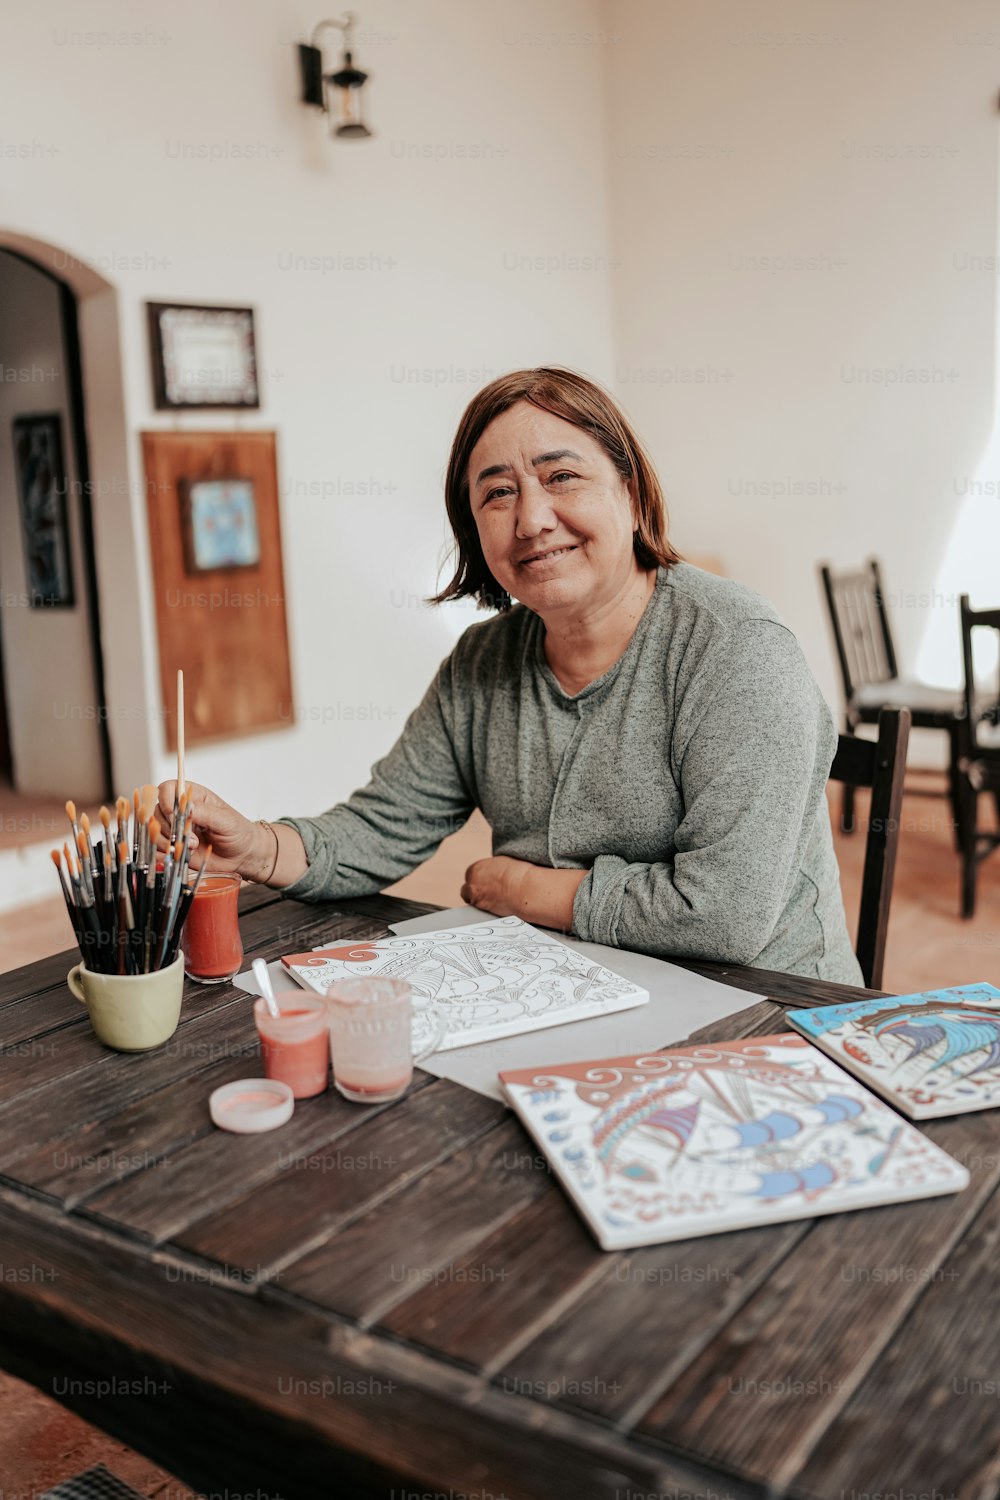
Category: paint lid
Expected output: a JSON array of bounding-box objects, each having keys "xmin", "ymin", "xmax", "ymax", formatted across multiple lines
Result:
[{"xmin": 209, "ymin": 1078, "xmax": 295, "ymax": 1134}]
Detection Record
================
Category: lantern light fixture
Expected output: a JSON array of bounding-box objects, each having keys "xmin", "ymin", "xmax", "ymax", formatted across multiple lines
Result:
[{"xmin": 299, "ymin": 12, "xmax": 372, "ymax": 140}]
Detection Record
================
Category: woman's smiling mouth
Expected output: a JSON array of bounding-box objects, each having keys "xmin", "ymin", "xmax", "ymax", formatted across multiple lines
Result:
[{"xmin": 518, "ymin": 544, "xmax": 579, "ymax": 568}]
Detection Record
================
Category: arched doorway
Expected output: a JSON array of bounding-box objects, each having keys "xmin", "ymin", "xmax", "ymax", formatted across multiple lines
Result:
[
  {"xmin": 0, "ymin": 248, "xmax": 111, "ymax": 803},
  {"xmin": 0, "ymin": 231, "xmax": 149, "ymax": 885}
]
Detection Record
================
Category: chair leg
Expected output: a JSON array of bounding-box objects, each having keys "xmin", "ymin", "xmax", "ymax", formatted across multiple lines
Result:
[
  {"xmin": 947, "ymin": 724, "xmax": 965, "ymax": 852},
  {"xmin": 841, "ymin": 781, "xmax": 856, "ymax": 835},
  {"xmin": 959, "ymin": 774, "xmax": 978, "ymax": 919}
]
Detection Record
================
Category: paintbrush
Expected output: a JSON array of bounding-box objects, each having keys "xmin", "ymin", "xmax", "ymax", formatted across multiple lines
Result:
[
  {"xmin": 76, "ymin": 828, "xmax": 95, "ymax": 907},
  {"xmin": 69, "ymin": 845, "xmax": 106, "ymax": 972},
  {"xmin": 164, "ymin": 843, "xmax": 211, "ymax": 967},
  {"xmin": 116, "ymin": 842, "xmax": 129, "ymax": 975},
  {"xmin": 157, "ymin": 835, "xmax": 186, "ymax": 968},
  {"xmin": 164, "ymin": 796, "xmax": 195, "ymax": 957},
  {"xmin": 98, "ymin": 806, "xmax": 114, "ymax": 878},
  {"xmin": 143, "ymin": 816, "xmax": 160, "ymax": 973},
  {"xmin": 80, "ymin": 811, "xmax": 97, "ymax": 875},
  {"xmin": 177, "ymin": 668, "xmax": 185, "ymax": 799},
  {"xmin": 51, "ymin": 849, "xmax": 83, "ymax": 949}
]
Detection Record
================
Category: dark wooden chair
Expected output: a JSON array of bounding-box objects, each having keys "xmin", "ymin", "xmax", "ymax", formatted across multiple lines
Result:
[
  {"xmin": 820, "ymin": 560, "xmax": 965, "ymax": 838},
  {"xmin": 829, "ymin": 706, "xmax": 911, "ymax": 989},
  {"xmin": 957, "ymin": 594, "xmax": 1000, "ymax": 917}
]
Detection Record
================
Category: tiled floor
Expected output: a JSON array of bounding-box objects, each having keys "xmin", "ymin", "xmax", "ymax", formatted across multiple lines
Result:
[{"xmin": 1, "ymin": 787, "xmax": 997, "ymax": 1494}]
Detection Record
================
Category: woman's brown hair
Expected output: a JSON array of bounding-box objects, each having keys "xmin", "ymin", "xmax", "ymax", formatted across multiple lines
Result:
[{"xmin": 431, "ymin": 366, "xmax": 680, "ymax": 610}]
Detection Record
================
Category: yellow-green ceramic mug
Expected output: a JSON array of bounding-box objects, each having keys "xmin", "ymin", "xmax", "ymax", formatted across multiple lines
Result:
[{"xmin": 66, "ymin": 954, "xmax": 185, "ymax": 1052}]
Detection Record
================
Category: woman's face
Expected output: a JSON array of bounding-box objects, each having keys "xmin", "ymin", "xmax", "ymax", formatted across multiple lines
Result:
[{"xmin": 467, "ymin": 401, "xmax": 640, "ymax": 617}]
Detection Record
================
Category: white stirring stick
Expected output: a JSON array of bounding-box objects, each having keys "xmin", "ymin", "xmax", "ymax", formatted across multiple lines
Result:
[{"xmin": 253, "ymin": 957, "xmax": 281, "ymax": 1018}]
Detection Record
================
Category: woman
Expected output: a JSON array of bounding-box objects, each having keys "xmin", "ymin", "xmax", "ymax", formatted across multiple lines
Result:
[{"xmin": 159, "ymin": 367, "xmax": 861, "ymax": 983}]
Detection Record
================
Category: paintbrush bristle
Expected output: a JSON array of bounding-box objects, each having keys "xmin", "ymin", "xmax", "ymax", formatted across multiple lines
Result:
[
  {"xmin": 149, "ymin": 816, "xmax": 161, "ymax": 843},
  {"xmin": 138, "ymin": 805, "xmax": 149, "ymax": 826},
  {"xmin": 80, "ymin": 812, "xmax": 91, "ymax": 833},
  {"xmin": 65, "ymin": 800, "xmax": 76, "ymax": 822},
  {"xmin": 50, "ymin": 849, "xmax": 61, "ymax": 868},
  {"xmin": 117, "ymin": 841, "xmax": 128, "ymax": 864},
  {"xmin": 77, "ymin": 830, "xmax": 88, "ymax": 857},
  {"xmin": 100, "ymin": 806, "xmax": 111, "ymax": 829}
]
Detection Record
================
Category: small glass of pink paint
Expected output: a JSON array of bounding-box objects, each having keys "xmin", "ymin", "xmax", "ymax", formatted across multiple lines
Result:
[
  {"xmin": 253, "ymin": 995, "xmax": 331, "ymax": 1100},
  {"xmin": 325, "ymin": 978, "xmax": 446, "ymax": 1104}
]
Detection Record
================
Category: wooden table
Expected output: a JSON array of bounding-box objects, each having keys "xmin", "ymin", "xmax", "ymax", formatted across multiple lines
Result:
[{"xmin": 0, "ymin": 887, "xmax": 996, "ymax": 1500}]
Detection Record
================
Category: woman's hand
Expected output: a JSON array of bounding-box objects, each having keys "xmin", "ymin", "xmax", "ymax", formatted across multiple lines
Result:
[
  {"xmin": 462, "ymin": 856, "xmax": 588, "ymax": 931},
  {"xmin": 155, "ymin": 780, "xmax": 274, "ymax": 880}
]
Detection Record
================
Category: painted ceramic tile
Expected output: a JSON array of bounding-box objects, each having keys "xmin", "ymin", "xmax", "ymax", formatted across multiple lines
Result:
[
  {"xmin": 282, "ymin": 915, "xmax": 648, "ymax": 1052},
  {"xmin": 788, "ymin": 983, "xmax": 1000, "ymax": 1119},
  {"xmin": 501, "ymin": 1034, "xmax": 968, "ymax": 1249}
]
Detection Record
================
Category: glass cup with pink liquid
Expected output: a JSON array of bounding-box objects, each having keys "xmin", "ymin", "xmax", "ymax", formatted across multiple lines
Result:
[{"xmin": 325, "ymin": 977, "xmax": 447, "ymax": 1104}]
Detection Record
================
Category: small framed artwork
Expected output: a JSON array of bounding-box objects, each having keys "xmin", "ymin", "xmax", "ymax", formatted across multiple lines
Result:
[
  {"xmin": 147, "ymin": 302, "xmax": 259, "ymax": 410},
  {"xmin": 179, "ymin": 477, "xmax": 261, "ymax": 573},
  {"xmin": 12, "ymin": 413, "xmax": 74, "ymax": 608}
]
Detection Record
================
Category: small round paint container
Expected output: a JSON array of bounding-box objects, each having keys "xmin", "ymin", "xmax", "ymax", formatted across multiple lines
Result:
[{"xmin": 209, "ymin": 1078, "xmax": 295, "ymax": 1134}]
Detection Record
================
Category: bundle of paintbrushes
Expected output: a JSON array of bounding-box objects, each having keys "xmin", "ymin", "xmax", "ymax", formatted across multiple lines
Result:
[{"xmin": 51, "ymin": 787, "xmax": 212, "ymax": 975}]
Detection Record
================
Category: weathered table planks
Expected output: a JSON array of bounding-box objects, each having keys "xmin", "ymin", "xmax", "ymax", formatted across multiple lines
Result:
[{"xmin": 0, "ymin": 887, "xmax": 997, "ymax": 1500}]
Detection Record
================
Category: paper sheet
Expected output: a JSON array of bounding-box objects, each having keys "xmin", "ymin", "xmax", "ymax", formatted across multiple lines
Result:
[{"xmin": 232, "ymin": 906, "xmax": 762, "ymax": 1102}]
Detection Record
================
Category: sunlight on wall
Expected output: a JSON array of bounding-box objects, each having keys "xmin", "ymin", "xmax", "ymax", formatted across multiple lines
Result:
[{"xmin": 916, "ymin": 131, "xmax": 1000, "ymax": 690}]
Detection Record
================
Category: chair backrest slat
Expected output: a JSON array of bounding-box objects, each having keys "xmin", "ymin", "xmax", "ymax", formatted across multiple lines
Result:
[
  {"xmin": 821, "ymin": 561, "xmax": 897, "ymax": 701},
  {"xmin": 828, "ymin": 707, "xmax": 910, "ymax": 989},
  {"xmin": 960, "ymin": 594, "xmax": 1000, "ymax": 748}
]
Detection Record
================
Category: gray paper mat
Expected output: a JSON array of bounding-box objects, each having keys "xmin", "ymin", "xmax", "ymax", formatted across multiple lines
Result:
[{"xmin": 386, "ymin": 907, "xmax": 762, "ymax": 1100}]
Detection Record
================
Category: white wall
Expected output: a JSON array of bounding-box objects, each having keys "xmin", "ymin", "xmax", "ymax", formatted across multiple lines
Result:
[
  {"xmin": 2, "ymin": 0, "xmax": 996, "ymax": 827},
  {"xmin": 604, "ymin": 0, "xmax": 1000, "ymax": 760},
  {"xmin": 0, "ymin": 252, "xmax": 104, "ymax": 798},
  {"xmin": 0, "ymin": 0, "xmax": 617, "ymax": 821}
]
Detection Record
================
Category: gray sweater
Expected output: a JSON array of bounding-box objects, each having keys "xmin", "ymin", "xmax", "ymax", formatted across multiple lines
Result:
[{"xmin": 279, "ymin": 564, "xmax": 862, "ymax": 984}]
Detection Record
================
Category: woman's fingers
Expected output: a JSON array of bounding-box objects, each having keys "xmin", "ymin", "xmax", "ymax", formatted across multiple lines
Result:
[
  {"xmin": 156, "ymin": 780, "xmax": 220, "ymax": 829},
  {"xmin": 153, "ymin": 781, "xmax": 253, "ymax": 871}
]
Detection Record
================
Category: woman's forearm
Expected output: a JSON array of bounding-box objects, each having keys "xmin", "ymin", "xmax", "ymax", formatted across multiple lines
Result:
[
  {"xmin": 517, "ymin": 864, "xmax": 588, "ymax": 931},
  {"xmin": 243, "ymin": 820, "xmax": 309, "ymax": 889},
  {"xmin": 462, "ymin": 856, "xmax": 587, "ymax": 932}
]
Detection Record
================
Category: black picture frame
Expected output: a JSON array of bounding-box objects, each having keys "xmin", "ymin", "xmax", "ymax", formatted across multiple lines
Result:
[
  {"xmin": 12, "ymin": 412, "xmax": 75, "ymax": 608},
  {"xmin": 146, "ymin": 301, "xmax": 260, "ymax": 411}
]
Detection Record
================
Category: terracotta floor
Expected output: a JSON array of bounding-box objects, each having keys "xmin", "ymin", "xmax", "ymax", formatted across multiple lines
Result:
[
  {"xmin": 0, "ymin": 1371, "xmax": 197, "ymax": 1497},
  {"xmin": 1, "ymin": 787, "xmax": 998, "ymax": 1494},
  {"xmin": 0, "ymin": 782, "xmax": 73, "ymax": 852}
]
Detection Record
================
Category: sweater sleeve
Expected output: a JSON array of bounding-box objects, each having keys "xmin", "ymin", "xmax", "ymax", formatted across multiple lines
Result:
[
  {"xmin": 571, "ymin": 620, "xmax": 835, "ymax": 964},
  {"xmin": 274, "ymin": 650, "xmax": 476, "ymax": 902}
]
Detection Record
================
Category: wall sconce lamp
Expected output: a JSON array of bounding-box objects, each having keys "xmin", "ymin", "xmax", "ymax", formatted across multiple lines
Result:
[{"xmin": 299, "ymin": 12, "xmax": 372, "ymax": 139}]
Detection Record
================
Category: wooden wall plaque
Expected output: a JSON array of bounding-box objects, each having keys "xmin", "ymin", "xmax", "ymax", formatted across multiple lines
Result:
[{"xmin": 141, "ymin": 430, "xmax": 293, "ymax": 750}]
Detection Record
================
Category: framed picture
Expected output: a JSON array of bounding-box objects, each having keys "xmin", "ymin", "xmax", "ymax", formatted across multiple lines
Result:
[
  {"xmin": 179, "ymin": 477, "xmax": 261, "ymax": 573},
  {"xmin": 12, "ymin": 413, "xmax": 74, "ymax": 608},
  {"xmin": 147, "ymin": 302, "xmax": 259, "ymax": 410}
]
